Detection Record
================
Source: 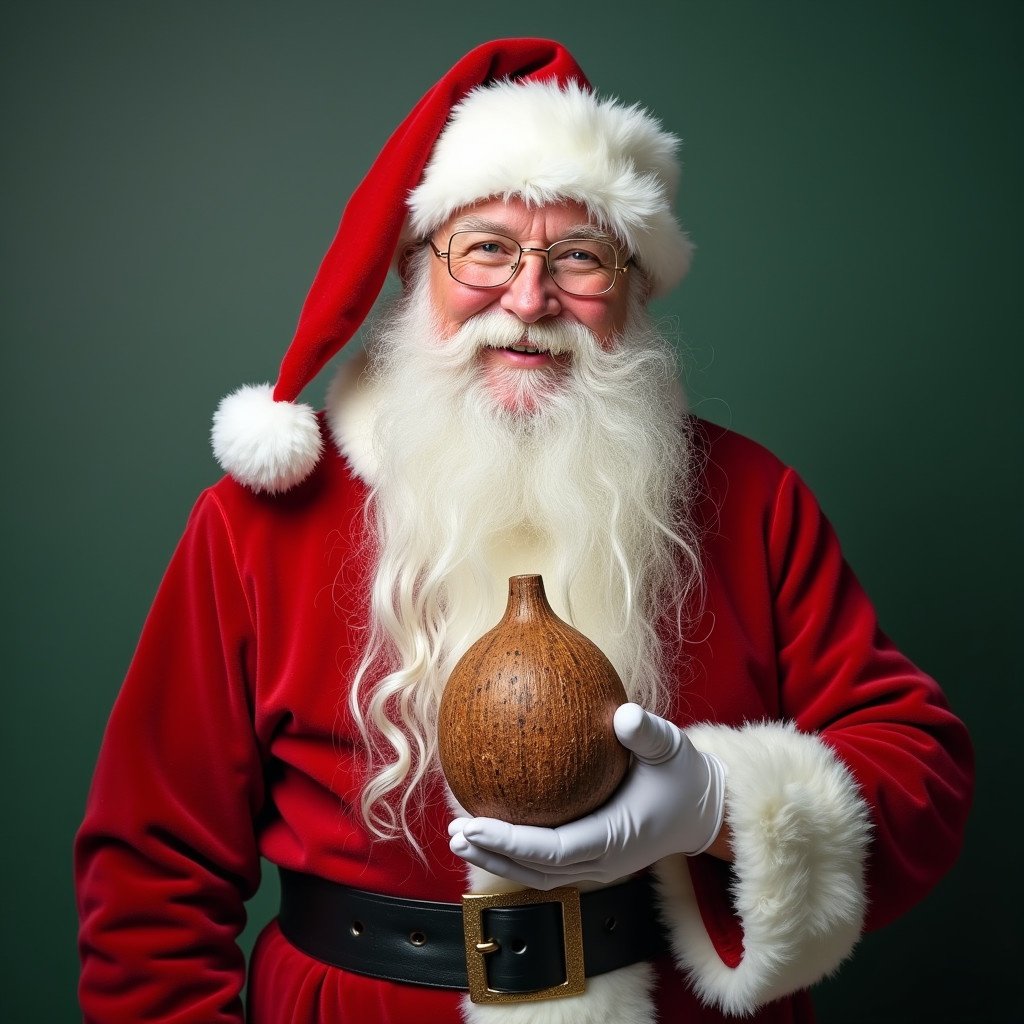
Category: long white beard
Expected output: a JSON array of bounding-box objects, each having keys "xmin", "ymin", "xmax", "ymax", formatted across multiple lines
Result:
[{"xmin": 346, "ymin": 263, "xmax": 702, "ymax": 848}]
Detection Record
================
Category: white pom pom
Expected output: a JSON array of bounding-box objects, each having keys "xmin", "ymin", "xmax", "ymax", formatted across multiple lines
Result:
[{"xmin": 211, "ymin": 383, "xmax": 323, "ymax": 494}]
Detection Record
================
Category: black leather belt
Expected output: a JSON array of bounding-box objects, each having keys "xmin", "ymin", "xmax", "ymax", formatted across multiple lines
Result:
[{"xmin": 278, "ymin": 868, "xmax": 670, "ymax": 1005}]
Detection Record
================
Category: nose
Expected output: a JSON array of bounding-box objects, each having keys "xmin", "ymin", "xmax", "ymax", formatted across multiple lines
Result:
[{"xmin": 499, "ymin": 250, "xmax": 562, "ymax": 323}]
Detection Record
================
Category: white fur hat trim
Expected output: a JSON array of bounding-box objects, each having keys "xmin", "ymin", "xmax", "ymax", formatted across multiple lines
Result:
[
  {"xmin": 211, "ymin": 383, "xmax": 323, "ymax": 494},
  {"xmin": 408, "ymin": 80, "xmax": 693, "ymax": 297}
]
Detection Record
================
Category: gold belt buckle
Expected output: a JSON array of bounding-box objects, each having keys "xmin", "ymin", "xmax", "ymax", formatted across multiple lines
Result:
[{"xmin": 461, "ymin": 885, "xmax": 585, "ymax": 1004}]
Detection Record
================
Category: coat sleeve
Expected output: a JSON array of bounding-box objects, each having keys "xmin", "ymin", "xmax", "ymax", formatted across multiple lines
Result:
[
  {"xmin": 655, "ymin": 466, "xmax": 974, "ymax": 1016},
  {"xmin": 75, "ymin": 491, "xmax": 264, "ymax": 1024}
]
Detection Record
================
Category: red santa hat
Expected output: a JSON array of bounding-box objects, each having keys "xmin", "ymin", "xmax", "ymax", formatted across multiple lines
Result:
[{"xmin": 212, "ymin": 38, "xmax": 692, "ymax": 494}]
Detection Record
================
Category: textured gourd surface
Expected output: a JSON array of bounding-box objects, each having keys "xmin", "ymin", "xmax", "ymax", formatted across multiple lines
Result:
[{"xmin": 438, "ymin": 574, "xmax": 629, "ymax": 826}]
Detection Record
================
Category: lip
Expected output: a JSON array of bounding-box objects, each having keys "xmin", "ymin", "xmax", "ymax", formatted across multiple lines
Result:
[{"xmin": 481, "ymin": 345, "xmax": 566, "ymax": 370}]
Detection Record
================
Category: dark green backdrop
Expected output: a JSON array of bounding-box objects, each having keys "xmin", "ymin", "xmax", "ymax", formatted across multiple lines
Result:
[{"xmin": 3, "ymin": 2, "xmax": 1020, "ymax": 1020}]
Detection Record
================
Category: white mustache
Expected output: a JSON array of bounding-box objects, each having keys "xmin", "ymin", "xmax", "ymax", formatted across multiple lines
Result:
[{"xmin": 447, "ymin": 311, "xmax": 599, "ymax": 359}]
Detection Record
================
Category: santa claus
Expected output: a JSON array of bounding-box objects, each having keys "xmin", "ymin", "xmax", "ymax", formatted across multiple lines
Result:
[{"xmin": 75, "ymin": 39, "xmax": 973, "ymax": 1024}]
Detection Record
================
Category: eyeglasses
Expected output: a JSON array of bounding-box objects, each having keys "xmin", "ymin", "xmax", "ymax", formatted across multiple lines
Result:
[{"xmin": 426, "ymin": 230, "xmax": 630, "ymax": 297}]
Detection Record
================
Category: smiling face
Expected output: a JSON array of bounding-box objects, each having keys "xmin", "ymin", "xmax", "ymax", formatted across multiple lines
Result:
[{"xmin": 423, "ymin": 197, "xmax": 633, "ymax": 409}]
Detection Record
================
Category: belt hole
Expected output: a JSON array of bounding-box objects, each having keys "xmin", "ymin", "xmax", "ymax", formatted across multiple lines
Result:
[
  {"xmin": 409, "ymin": 930, "xmax": 427, "ymax": 947},
  {"xmin": 350, "ymin": 920, "xmax": 364, "ymax": 936},
  {"xmin": 509, "ymin": 937, "xmax": 527, "ymax": 954},
  {"xmin": 603, "ymin": 916, "xmax": 618, "ymax": 933}
]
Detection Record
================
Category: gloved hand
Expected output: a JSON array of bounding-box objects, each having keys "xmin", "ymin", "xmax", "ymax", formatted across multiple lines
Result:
[{"xmin": 448, "ymin": 703, "xmax": 726, "ymax": 889}]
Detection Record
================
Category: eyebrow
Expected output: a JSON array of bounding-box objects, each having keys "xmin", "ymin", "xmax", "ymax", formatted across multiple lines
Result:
[{"xmin": 450, "ymin": 216, "xmax": 619, "ymax": 247}]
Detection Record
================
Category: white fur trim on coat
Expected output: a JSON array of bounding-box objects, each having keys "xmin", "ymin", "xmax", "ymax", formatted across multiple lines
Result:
[
  {"xmin": 654, "ymin": 722, "xmax": 871, "ymax": 1017},
  {"xmin": 408, "ymin": 80, "xmax": 693, "ymax": 298},
  {"xmin": 325, "ymin": 351, "xmax": 378, "ymax": 484},
  {"xmin": 211, "ymin": 382, "xmax": 322, "ymax": 493}
]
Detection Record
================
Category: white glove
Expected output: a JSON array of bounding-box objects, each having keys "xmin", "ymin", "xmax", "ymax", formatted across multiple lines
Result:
[{"xmin": 448, "ymin": 703, "xmax": 726, "ymax": 889}]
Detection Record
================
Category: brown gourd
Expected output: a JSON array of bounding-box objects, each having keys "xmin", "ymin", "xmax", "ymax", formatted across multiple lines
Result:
[{"xmin": 438, "ymin": 574, "xmax": 629, "ymax": 827}]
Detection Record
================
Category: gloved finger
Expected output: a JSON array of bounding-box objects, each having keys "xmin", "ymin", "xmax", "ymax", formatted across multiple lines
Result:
[
  {"xmin": 449, "ymin": 832, "xmax": 556, "ymax": 890},
  {"xmin": 460, "ymin": 817, "xmax": 607, "ymax": 867},
  {"xmin": 458, "ymin": 818, "xmax": 567, "ymax": 862},
  {"xmin": 613, "ymin": 703, "xmax": 680, "ymax": 764},
  {"xmin": 450, "ymin": 832, "xmax": 615, "ymax": 886}
]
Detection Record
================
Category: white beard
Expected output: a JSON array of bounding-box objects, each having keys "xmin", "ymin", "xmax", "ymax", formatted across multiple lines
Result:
[{"xmin": 344, "ymin": 260, "xmax": 702, "ymax": 847}]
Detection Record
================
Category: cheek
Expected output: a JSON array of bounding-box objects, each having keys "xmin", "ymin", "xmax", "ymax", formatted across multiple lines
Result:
[
  {"xmin": 430, "ymin": 272, "xmax": 498, "ymax": 336},
  {"xmin": 567, "ymin": 295, "xmax": 630, "ymax": 348}
]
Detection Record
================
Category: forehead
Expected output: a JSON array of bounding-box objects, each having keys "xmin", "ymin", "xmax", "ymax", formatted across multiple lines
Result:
[{"xmin": 439, "ymin": 196, "xmax": 616, "ymax": 244}]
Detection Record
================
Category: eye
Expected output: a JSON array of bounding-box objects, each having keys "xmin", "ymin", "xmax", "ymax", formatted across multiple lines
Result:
[
  {"xmin": 452, "ymin": 232, "xmax": 518, "ymax": 263},
  {"xmin": 550, "ymin": 238, "xmax": 616, "ymax": 272},
  {"xmin": 552, "ymin": 247, "xmax": 604, "ymax": 270},
  {"xmin": 475, "ymin": 240, "xmax": 510, "ymax": 256}
]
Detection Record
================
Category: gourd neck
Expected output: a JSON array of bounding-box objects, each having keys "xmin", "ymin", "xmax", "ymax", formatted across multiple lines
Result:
[{"xmin": 502, "ymin": 574, "xmax": 554, "ymax": 624}]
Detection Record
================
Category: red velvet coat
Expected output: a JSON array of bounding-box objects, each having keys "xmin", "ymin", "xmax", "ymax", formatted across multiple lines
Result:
[{"xmin": 75, "ymin": 419, "xmax": 973, "ymax": 1023}]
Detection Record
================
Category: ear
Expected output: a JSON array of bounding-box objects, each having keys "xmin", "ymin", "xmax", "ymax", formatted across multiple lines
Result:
[
  {"xmin": 631, "ymin": 262, "xmax": 654, "ymax": 304},
  {"xmin": 397, "ymin": 242, "xmax": 421, "ymax": 291}
]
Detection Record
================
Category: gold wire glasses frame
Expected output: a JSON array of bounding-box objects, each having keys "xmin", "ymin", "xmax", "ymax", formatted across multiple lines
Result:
[{"xmin": 426, "ymin": 230, "xmax": 630, "ymax": 297}]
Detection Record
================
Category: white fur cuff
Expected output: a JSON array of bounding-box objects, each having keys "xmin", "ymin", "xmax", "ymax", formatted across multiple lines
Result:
[{"xmin": 655, "ymin": 722, "xmax": 871, "ymax": 1016}]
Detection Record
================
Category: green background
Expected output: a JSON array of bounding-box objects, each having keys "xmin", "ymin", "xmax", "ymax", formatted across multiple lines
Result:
[{"xmin": 3, "ymin": 2, "xmax": 1020, "ymax": 1020}]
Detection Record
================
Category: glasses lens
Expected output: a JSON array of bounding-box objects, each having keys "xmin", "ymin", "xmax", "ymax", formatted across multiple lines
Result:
[
  {"xmin": 447, "ymin": 231, "xmax": 520, "ymax": 287},
  {"xmin": 443, "ymin": 232, "xmax": 622, "ymax": 294},
  {"xmin": 547, "ymin": 239, "xmax": 619, "ymax": 295}
]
